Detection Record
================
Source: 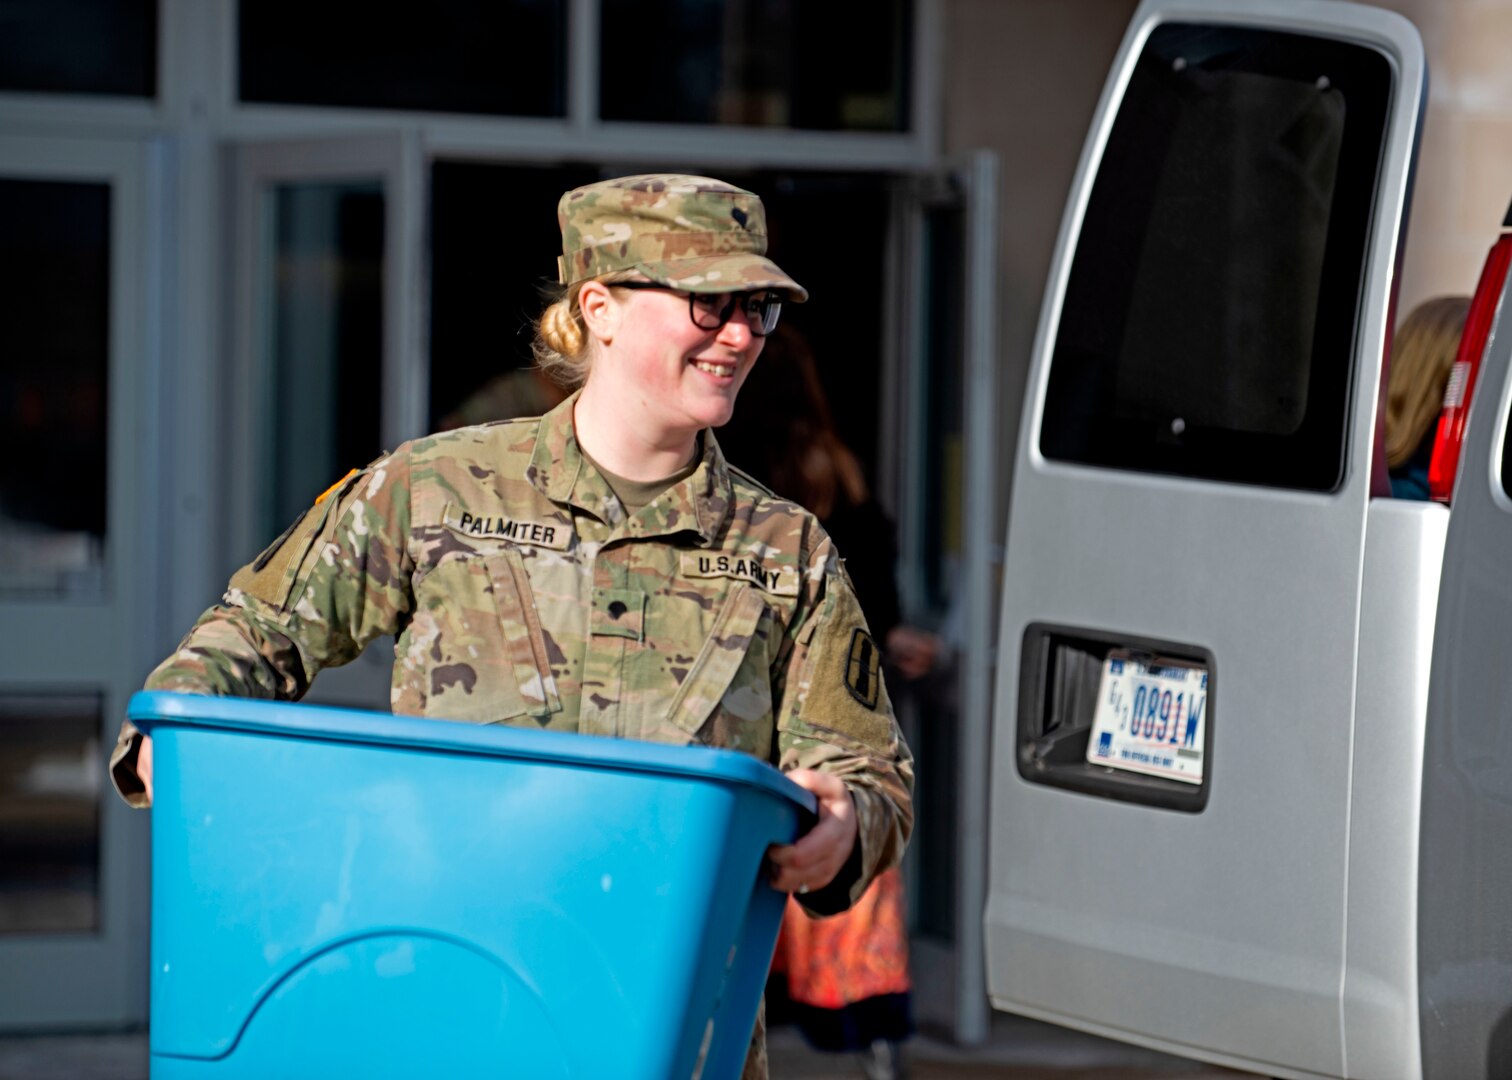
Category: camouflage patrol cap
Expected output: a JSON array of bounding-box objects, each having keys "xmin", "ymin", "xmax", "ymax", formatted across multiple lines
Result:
[{"xmin": 556, "ymin": 174, "xmax": 808, "ymax": 301}]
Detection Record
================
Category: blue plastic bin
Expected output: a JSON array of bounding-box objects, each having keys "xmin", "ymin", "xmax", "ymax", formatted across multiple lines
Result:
[{"xmin": 129, "ymin": 691, "xmax": 815, "ymax": 1079}]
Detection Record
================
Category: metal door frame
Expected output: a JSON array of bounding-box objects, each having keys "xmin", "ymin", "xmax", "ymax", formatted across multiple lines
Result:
[
  {"xmin": 225, "ymin": 134, "xmax": 424, "ymax": 709},
  {"xmin": 0, "ymin": 133, "xmax": 165, "ymax": 1029},
  {"xmin": 889, "ymin": 149, "xmax": 999, "ymax": 1045}
]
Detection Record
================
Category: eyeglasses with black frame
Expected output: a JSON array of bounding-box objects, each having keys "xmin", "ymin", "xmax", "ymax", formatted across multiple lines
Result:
[{"xmin": 611, "ymin": 282, "xmax": 784, "ymax": 336}]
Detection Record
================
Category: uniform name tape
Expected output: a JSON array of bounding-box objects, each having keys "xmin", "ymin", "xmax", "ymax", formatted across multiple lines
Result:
[{"xmin": 443, "ymin": 503, "xmax": 573, "ymax": 550}]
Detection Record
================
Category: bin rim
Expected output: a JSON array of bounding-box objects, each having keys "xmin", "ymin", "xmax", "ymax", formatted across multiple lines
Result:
[{"xmin": 129, "ymin": 691, "xmax": 816, "ymax": 813}]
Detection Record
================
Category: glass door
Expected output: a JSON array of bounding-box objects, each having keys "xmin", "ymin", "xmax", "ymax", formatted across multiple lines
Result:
[
  {"xmin": 228, "ymin": 136, "xmax": 422, "ymax": 710},
  {"xmin": 891, "ymin": 151, "xmax": 998, "ymax": 1044},
  {"xmin": 0, "ymin": 134, "xmax": 160, "ymax": 1027}
]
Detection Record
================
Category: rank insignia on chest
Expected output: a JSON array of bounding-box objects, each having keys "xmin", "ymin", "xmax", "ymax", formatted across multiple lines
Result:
[
  {"xmin": 442, "ymin": 503, "xmax": 574, "ymax": 550},
  {"xmin": 680, "ymin": 551, "xmax": 801, "ymax": 596}
]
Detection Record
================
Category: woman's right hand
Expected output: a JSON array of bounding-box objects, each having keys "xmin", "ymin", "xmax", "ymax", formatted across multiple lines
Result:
[{"xmin": 138, "ymin": 734, "xmax": 154, "ymax": 805}]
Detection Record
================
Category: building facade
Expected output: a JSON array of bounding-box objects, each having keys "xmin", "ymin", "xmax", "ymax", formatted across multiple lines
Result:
[{"xmin": 3, "ymin": 0, "xmax": 1496, "ymax": 1048}]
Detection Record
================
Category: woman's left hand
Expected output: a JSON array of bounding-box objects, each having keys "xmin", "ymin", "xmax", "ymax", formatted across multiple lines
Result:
[{"xmin": 767, "ymin": 769, "xmax": 858, "ymax": 895}]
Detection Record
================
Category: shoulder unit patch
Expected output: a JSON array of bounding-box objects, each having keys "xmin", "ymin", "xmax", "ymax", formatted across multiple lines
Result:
[{"xmin": 844, "ymin": 628, "xmax": 881, "ymax": 710}]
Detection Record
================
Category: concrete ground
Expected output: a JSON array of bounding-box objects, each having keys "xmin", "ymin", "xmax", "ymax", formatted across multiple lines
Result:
[
  {"xmin": 0, "ymin": 1031, "xmax": 147, "ymax": 1080},
  {"xmin": 767, "ymin": 1012, "xmax": 1257, "ymax": 1079},
  {"xmin": 0, "ymin": 1014, "xmax": 1257, "ymax": 1079}
]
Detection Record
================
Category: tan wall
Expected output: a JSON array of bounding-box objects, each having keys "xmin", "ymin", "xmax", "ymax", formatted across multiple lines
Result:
[
  {"xmin": 1366, "ymin": 0, "xmax": 1512, "ymax": 315},
  {"xmin": 941, "ymin": 0, "xmax": 1139, "ymax": 511},
  {"xmin": 942, "ymin": 0, "xmax": 1512, "ymax": 513}
]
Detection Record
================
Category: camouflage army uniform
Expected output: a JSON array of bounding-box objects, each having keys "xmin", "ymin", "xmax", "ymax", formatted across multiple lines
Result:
[
  {"xmin": 110, "ymin": 172, "xmax": 912, "ymax": 1079},
  {"xmin": 111, "ymin": 395, "xmax": 914, "ymax": 1078}
]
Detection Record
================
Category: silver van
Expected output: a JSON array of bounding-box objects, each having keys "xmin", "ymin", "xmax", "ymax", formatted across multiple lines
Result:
[{"xmin": 985, "ymin": 1, "xmax": 1512, "ymax": 1077}]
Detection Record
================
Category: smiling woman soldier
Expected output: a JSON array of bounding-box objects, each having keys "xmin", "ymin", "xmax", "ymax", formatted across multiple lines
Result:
[{"xmin": 109, "ymin": 173, "xmax": 914, "ymax": 1079}]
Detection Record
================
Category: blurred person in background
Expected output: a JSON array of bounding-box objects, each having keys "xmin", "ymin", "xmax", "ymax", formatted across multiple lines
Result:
[
  {"xmin": 1384, "ymin": 295, "xmax": 1470, "ymax": 500},
  {"xmin": 723, "ymin": 323, "xmax": 934, "ymax": 1080}
]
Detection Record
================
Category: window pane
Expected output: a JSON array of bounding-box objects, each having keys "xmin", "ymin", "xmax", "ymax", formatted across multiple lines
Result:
[
  {"xmin": 908, "ymin": 206, "xmax": 964, "ymax": 940},
  {"xmin": 599, "ymin": 0, "xmax": 910, "ymax": 131},
  {"xmin": 428, "ymin": 162, "xmax": 599, "ymax": 432},
  {"xmin": 0, "ymin": 694, "xmax": 101, "ymax": 935},
  {"xmin": 0, "ymin": 178, "xmax": 109, "ymax": 596},
  {"xmin": 262, "ymin": 183, "xmax": 384, "ymax": 534},
  {"xmin": 919, "ymin": 206, "xmax": 965, "ymax": 614},
  {"xmin": 0, "ymin": 0, "xmax": 156, "ymax": 98},
  {"xmin": 1040, "ymin": 25, "xmax": 1392, "ymax": 491},
  {"xmin": 238, "ymin": 2, "xmax": 566, "ymax": 118}
]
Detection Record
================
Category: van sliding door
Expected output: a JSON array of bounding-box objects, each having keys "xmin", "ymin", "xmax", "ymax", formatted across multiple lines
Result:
[
  {"xmin": 1418, "ymin": 249, "xmax": 1512, "ymax": 1077},
  {"xmin": 984, "ymin": 2, "xmax": 1423, "ymax": 1077}
]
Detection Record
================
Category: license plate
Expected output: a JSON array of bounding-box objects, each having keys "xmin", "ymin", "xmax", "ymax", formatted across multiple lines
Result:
[{"xmin": 1085, "ymin": 651, "xmax": 1208, "ymax": 784}]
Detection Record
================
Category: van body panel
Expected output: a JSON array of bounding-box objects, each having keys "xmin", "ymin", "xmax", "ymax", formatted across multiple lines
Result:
[
  {"xmin": 989, "ymin": 473, "xmax": 1361, "ymax": 1074},
  {"xmin": 989, "ymin": 999, "xmax": 1341, "ymax": 1080},
  {"xmin": 1418, "ymin": 274, "xmax": 1512, "ymax": 1079},
  {"xmin": 986, "ymin": 0, "xmax": 1425, "ymax": 1075},
  {"xmin": 1343, "ymin": 499, "xmax": 1446, "ymax": 1080}
]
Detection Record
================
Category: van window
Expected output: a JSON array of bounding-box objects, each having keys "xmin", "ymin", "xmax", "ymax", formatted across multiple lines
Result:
[{"xmin": 1040, "ymin": 24, "xmax": 1391, "ymax": 491}]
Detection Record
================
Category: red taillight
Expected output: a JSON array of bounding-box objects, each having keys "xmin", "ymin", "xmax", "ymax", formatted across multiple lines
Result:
[{"xmin": 1427, "ymin": 213, "xmax": 1512, "ymax": 504}]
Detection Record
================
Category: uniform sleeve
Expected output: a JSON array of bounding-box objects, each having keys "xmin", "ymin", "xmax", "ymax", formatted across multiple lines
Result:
[
  {"xmin": 109, "ymin": 451, "xmax": 415, "ymax": 806},
  {"xmin": 773, "ymin": 530, "xmax": 915, "ymax": 916}
]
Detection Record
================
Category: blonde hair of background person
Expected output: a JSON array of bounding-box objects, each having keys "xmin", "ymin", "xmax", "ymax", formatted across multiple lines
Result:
[{"xmin": 1385, "ymin": 295, "xmax": 1470, "ymax": 469}]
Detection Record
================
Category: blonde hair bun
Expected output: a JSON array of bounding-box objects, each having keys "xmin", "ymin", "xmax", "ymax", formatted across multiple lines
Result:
[{"xmin": 539, "ymin": 298, "xmax": 584, "ymax": 359}]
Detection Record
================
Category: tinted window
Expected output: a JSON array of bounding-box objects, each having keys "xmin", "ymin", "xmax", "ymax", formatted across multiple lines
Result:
[
  {"xmin": 600, "ymin": 0, "xmax": 910, "ymax": 131},
  {"xmin": 264, "ymin": 183, "xmax": 384, "ymax": 534},
  {"xmin": 0, "ymin": 178, "xmax": 110, "ymax": 596},
  {"xmin": 1040, "ymin": 25, "xmax": 1391, "ymax": 491},
  {"xmin": 0, "ymin": 0, "xmax": 156, "ymax": 98},
  {"xmin": 239, "ymin": 2, "xmax": 566, "ymax": 117},
  {"xmin": 0, "ymin": 694, "xmax": 102, "ymax": 934},
  {"xmin": 428, "ymin": 162, "xmax": 599, "ymax": 432}
]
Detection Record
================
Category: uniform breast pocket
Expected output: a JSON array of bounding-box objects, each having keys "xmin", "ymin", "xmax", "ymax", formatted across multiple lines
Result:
[
  {"xmin": 418, "ymin": 550, "xmax": 562, "ymax": 725},
  {"xmin": 664, "ymin": 584, "xmax": 773, "ymax": 753}
]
